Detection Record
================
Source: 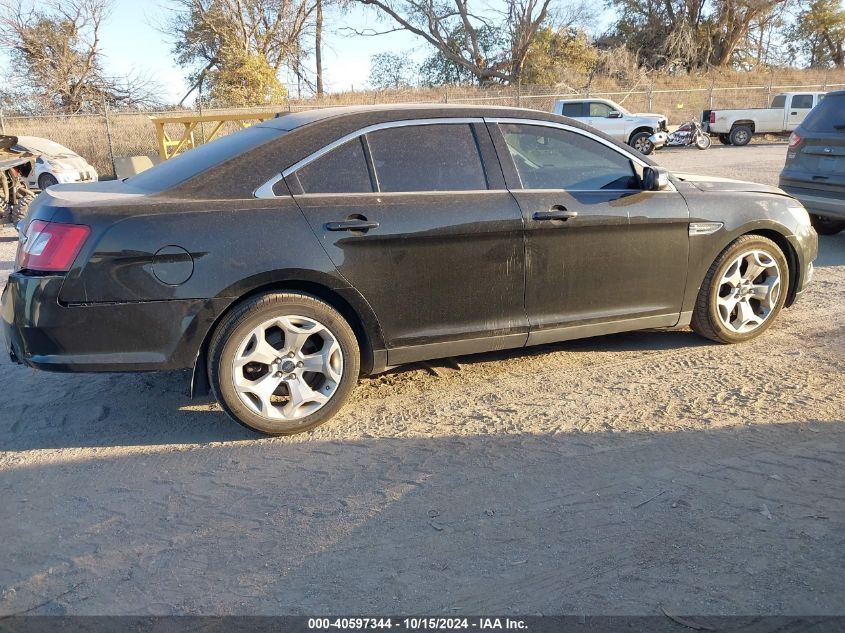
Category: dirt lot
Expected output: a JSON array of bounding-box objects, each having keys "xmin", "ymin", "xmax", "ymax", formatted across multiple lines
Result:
[{"xmin": 1, "ymin": 143, "xmax": 843, "ymax": 616}]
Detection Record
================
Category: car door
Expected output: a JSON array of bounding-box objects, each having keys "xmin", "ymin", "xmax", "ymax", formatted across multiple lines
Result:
[
  {"xmin": 786, "ymin": 94, "xmax": 814, "ymax": 130},
  {"xmin": 287, "ymin": 120, "xmax": 529, "ymax": 362},
  {"xmin": 486, "ymin": 119, "xmax": 690, "ymax": 344}
]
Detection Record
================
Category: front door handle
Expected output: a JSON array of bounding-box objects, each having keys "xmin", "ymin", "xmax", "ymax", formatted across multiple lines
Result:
[
  {"xmin": 326, "ymin": 220, "xmax": 380, "ymax": 232},
  {"xmin": 533, "ymin": 208, "xmax": 578, "ymax": 221}
]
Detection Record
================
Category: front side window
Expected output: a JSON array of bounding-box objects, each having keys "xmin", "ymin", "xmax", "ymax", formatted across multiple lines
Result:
[
  {"xmin": 500, "ymin": 123, "xmax": 640, "ymax": 191},
  {"xmin": 589, "ymin": 102, "xmax": 614, "ymax": 117},
  {"xmin": 366, "ymin": 124, "xmax": 488, "ymax": 192},
  {"xmin": 295, "ymin": 137, "xmax": 372, "ymax": 194},
  {"xmin": 791, "ymin": 94, "xmax": 814, "ymax": 109}
]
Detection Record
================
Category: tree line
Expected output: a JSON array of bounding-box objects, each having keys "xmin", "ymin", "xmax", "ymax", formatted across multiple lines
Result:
[{"xmin": 0, "ymin": 0, "xmax": 842, "ymax": 114}]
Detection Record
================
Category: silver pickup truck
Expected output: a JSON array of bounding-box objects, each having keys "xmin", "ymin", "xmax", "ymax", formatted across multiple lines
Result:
[
  {"xmin": 553, "ymin": 98, "xmax": 667, "ymax": 154},
  {"xmin": 704, "ymin": 92, "xmax": 827, "ymax": 146}
]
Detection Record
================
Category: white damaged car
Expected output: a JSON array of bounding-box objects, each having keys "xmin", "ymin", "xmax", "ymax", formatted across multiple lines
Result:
[{"xmin": 12, "ymin": 136, "xmax": 98, "ymax": 190}]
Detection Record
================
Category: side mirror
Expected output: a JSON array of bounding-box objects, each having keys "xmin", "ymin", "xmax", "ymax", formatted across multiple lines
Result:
[
  {"xmin": 643, "ymin": 166, "xmax": 670, "ymax": 191},
  {"xmin": 608, "ymin": 111, "xmax": 623, "ymax": 119}
]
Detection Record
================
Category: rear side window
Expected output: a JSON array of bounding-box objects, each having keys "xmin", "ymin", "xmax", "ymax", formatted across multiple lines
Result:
[
  {"xmin": 500, "ymin": 123, "xmax": 639, "ymax": 191},
  {"xmin": 295, "ymin": 138, "xmax": 372, "ymax": 193},
  {"xmin": 560, "ymin": 103, "xmax": 583, "ymax": 117},
  {"xmin": 791, "ymin": 94, "xmax": 814, "ymax": 109},
  {"xmin": 801, "ymin": 94, "xmax": 845, "ymax": 132},
  {"xmin": 771, "ymin": 95, "xmax": 786, "ymax": 108},
  {"xmin": 366, "ymin": 124, "xmax": 488, "ymax": 192}
]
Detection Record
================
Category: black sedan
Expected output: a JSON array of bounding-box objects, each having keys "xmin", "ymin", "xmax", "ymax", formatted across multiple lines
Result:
[{"xmin": 2, "ymin": 105, "xmax": 818, "ymax": 435}]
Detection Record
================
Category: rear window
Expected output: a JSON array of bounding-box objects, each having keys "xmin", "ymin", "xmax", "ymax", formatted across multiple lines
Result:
[
  {"xmin": 771, "ymin": 95, "xmax": 786, "ymax": 108},
  {"xmin": 366, "ymin": 124, "xmax": 488, "ymax": 192},
  {"xmin": 128, "ymin": 125, "xmax": 282, "ymax": 192},
  {"xmin": 801, "ymin": 94, "xmax": 845, "ymax": 133}
]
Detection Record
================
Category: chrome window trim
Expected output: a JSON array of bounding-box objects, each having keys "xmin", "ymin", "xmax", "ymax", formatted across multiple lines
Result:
[
  {"xmin": 255, "ymin": 174, "xmax": 284, "ymax": 198},
  {"xmin": 254, "ymin": 117, "xmax": 485, "ymax": 198},
  {"xmin": 254, "ymin": 115, "xmax": 676, "ymax": 198}
]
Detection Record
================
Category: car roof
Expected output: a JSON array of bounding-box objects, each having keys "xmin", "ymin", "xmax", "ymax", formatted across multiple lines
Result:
[{"xmin": 257, "ymin": 103, "xmax": 588, "ymax": 132}]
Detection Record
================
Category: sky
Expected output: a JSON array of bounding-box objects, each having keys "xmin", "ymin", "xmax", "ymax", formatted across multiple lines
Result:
[{"xmin": 98, "ymin": 0, "xmax": 432, "ymax": 104}]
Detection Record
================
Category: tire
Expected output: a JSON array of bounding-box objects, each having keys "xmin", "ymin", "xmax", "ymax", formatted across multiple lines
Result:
[
  {"xmin": 208, "ymin": 292, "xmax": 360, "ymax": 435},
  {"xmin": 695, "ymin": 133, "xmax": 711, "ymax": 150},
  {"xmin": 37, "ymin": 173, "xmax": 58, "ymax": 190},
  {"xmin": 629, "ymin": 131, "xmax": 654, "ymax": 155},
  {"xmin": 729, "ymin": 125, "xmax": 752, "ymax": 146},
  {"xmin": 718, "ymin": 134, "xmax": 732, "ymax": 145},
  {"xmin": 691, "ymin": 235, "xmax": 789, "ymax": 344},
  {"xmin": 810, "ymin": 214, "xmax": 845, "ymax": 236},
  {"xmin": 10, "ymin": 189, "xmax": 35, "ymax": 225}
]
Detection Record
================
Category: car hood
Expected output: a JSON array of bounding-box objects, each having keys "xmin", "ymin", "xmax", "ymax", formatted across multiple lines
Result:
[
  {"xmin": 43, "ymin": 152, "xmax": 94, "ymax": 171},
  {"xmin": 672, "ymin": 172, "xmax": 790, "ymax": 197}
]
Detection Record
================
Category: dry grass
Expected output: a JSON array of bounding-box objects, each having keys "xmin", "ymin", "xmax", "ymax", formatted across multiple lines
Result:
[{"xmin": 3, "ymin": 68, "xmax": 843, "ymax": 178}]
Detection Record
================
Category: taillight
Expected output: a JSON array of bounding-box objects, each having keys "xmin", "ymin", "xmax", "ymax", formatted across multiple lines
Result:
[
  {"xmin": 17, "ymin": 220, "xmax": 90, "ymax": 272},
  {"xmin": 709, "ymin": 111, "xmax": 716, "ymax": 124},
  {"xmin": 788, "ymin": 132, "xmax": 802, "ymax": 148}
]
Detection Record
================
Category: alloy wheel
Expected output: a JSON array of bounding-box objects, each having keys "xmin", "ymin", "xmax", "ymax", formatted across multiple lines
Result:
[
  {"xmin": 231, "ymin": 315, "xmax": 343, "ymax": 421},
  {"xmin": 715, "ymin": 250, "xmax": 781, "ymax": 334}
]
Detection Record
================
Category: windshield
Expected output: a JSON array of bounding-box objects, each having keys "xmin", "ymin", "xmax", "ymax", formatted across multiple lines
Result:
[
  {"xmin": 801, "ymin": 94, "xmax": 845, "ymax": 133},
  {"xmin": 128, "ymin": 125, "xmax": 283, "ymax": 192}
]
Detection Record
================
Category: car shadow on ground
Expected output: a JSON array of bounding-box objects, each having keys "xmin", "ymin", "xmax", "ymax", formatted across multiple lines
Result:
[{"xmin": 0, "ymin": 328, "xmax": 711, "ymax": 451}]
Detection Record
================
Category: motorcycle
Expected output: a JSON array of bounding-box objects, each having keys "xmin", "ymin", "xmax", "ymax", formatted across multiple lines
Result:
[{"xmin": 648, "ymin": 118, "xmax": 711, "ymax": 151}]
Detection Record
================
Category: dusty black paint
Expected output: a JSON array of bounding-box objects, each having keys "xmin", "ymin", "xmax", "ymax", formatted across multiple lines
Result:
[{"xmin": 2, "ymin": 105, "xmax": 817, "ymax": 382}]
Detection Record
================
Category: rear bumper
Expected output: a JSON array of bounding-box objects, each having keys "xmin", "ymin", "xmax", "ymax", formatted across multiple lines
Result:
[
  {"xmin": 2, "ymin": 272, "xmax": 227, "ymax": 372},
  {"xmin": 779, "ymin": 181, "xmax": 845, "ymax": 220}
]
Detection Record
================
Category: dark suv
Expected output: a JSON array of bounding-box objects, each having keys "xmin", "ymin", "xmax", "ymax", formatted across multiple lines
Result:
[{"xmin": 779, "ymin": 90, "xmax": 845, "ymax": 235}]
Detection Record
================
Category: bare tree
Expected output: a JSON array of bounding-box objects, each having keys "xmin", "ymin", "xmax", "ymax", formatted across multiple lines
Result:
[
  {"xmin": 168, "ymin": 0, "xmax": 318, "ymax": 88},
  {"xmin": 347, "ymin": 0, "xmax": 590, "ymax": 84},
  {"xmin": 0, "ymin": 0, "xmax": 161, "ymax": 113}
]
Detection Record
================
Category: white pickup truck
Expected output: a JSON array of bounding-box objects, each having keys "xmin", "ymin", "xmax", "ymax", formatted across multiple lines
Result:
[{"xmin": 704, "ymin": 92, "xmax": 826, "ymax": 146}]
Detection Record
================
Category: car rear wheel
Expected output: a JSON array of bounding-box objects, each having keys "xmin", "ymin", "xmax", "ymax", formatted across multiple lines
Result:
[
  {"xmin": 809, "ymin": 214, "xmax": 845, "ymax": 236},
  {"xmin": 691, "ymin": 235, "xmax": 788, "ymax": 344},
  {"xmin": 629, "ymin": 131, "xmax": 654, "ymax": 155},
  {"xmin": 208, "ymin": 292, "xmax": 360, "ymax": 435},
  {"xmin": 729, "ymin": 125, "xmax": 752, "ymax": 146}
]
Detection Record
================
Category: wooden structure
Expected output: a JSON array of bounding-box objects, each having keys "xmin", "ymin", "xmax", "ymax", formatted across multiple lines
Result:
[{"xmin": 149, "ymin": 111, "xmax": 280, "ymax": 160}]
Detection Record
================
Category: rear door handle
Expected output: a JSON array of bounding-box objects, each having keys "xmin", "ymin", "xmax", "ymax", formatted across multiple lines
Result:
[
  {"xmin": 533, "ymin": 208, "xmax": 578, "ymax": 221},
  {"xmin": 325, "ymin": 220, "xmax": 380, "ymax": 232}
]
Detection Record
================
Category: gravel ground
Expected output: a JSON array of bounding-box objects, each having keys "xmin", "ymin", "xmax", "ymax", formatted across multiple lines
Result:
[{"xmin": 0, "ymin": 144, "xmax": 843, "ymax": 616}]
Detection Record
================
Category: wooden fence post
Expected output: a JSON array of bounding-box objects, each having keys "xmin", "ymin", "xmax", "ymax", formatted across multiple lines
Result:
[{"xmin": 0, "ymin": 109, "xmax": 5, "ymax": 135}]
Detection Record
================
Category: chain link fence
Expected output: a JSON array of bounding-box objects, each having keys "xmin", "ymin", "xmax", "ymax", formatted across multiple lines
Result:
[{"xmin": 2, "ymin": 72, "xmax": 843, "ymax": 179}]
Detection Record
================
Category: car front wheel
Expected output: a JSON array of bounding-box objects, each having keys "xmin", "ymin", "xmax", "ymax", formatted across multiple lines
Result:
[
  {"xmin": 691, "ymin": 235, "xmax": 788, "ymax": 344},
  {"xmin": 629, "ymin": 131, "xmax": 654, "ymax": 155},
  {"xmin": 208, "ymin": 292, "xmax": 360, "ymax": 435}
]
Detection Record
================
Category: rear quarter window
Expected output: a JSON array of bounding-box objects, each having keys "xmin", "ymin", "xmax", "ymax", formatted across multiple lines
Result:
[
  {"xmin": 771, "ymin": 95, "xmax": 786, "ymax": 108},
  {"xmin": 801, "ymin": 95, "xmax": 845, "ymax": 133}
]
